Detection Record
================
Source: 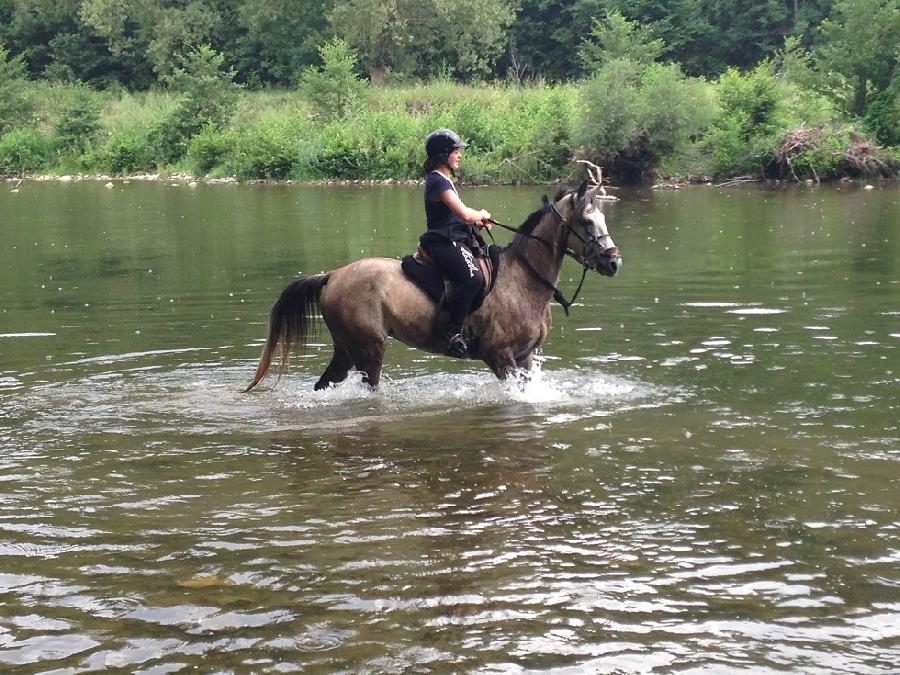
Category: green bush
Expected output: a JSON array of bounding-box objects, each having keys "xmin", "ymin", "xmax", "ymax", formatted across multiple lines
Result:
[
  {"xmin": 152, "ymin": 46, "xmax": 238, "ymax": 164},
  {"xmin": 54, "ymin": 84, "xmax": 103, "ymax": 151},
  {"xmin": 863, "ymin": 73, "xmax": 900, "ymax": 146},
  {"xmin": 297, "ymin": 38, "xmax": 368, "ymax": 120},
  {"xmin": 230, "ymin": 119, "xmax": 305, "ymax": 180},
  {"xmin": 574, "ymin": 59, "xmax": 715, "ymax": 180},
  {"xmin": 0, "ymin": 128, "xmax": 53, "ymax": 174},
  {"xmin": 187, "ymin": 125, "xmax": 235, "ymax": 176},
  {"xmin": 92, "ymin": 128, "xmax": 154, "ymax": 175},
  {"xmin": 0, "ymin": 46, "xmax": 32, "ymax": 133},
  {"xmin": 707, "ymin": 64, "xmax": 786, "ymax": 176}
]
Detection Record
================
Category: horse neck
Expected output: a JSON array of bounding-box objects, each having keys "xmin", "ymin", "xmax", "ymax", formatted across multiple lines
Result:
[{"xmin": 500, "ymin": 208, "xmax": 567, "ymax": 300}]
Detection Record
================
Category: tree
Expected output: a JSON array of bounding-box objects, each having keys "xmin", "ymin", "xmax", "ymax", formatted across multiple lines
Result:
[
  {"xmin": 578, "ymin": 9, "xmax": 665, "ymax": 72},
  {"xmin": 0, "ymin": 45, "xmax": 32, "ymax": 132},
  {"xmin": 328, "ymin": 0, "xmax": 514, "ymax": 83},
  {"xmin": 298, "ymin": 38, "xmax": 368, "ymax": 119},
  {"xmin": 79, "ymin": 0, "xmax": 224, "ymax": 81},
  {"xmin": 150, "ymin": 45, "xmax": 238, "ymax": 164},
  {"xmin": 328, "ymin": 0, "xmax": 410, "ymax": 84},
  {"xmin": 574, "ymin": 12, "xmax": 715, "ymax": 180},
  {"xmin": 814, "ymin": 0, "xmax": 900, "ymax": 116},
  {"xmin": 233, "ymin": 0, "xmax": 335, "ymax": 86}
]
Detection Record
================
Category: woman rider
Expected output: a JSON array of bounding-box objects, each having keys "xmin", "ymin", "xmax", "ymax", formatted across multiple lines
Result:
[{"xmin": 420, "ymin": 128, "xmax": 493, "ymax": 358}]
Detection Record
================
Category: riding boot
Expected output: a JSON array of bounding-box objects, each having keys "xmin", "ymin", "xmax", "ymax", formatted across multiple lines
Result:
[{"xmin": 443, "ymin": 329, "xmax": 469, "ymax": 359}]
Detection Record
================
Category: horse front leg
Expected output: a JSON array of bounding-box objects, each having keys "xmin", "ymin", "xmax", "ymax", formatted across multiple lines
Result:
[{"xmin": 484, "ymin": 349, "xmax": 520, "ymax": 381}]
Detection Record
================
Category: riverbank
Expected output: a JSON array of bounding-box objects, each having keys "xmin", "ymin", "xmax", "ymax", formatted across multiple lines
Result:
[
  {"xmin": 6, "ymin": 171, "xmax": 894, "ymax": 192},
  {"xmin": 2, "ymin": 78, "xmax": 897, "ymax": 187}
]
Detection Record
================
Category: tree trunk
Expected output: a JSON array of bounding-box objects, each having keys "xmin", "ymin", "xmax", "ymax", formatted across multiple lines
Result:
[
  {"xmin": 853, "ymin": 73, "xmax": 868, "ymax": 117},
  {"xmin": 369, "ymin": 64, "xmax": 386, "ymax": 86}
]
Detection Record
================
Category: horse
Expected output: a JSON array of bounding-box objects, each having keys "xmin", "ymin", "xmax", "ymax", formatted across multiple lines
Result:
[{"xmin": 243, "ymin": 175, "xmax": 621, "ymax": 392}]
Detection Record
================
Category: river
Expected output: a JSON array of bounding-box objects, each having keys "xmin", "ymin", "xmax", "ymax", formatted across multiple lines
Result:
[{"xmin": 0, "ymin": 179, "xmax": 898, "ymax": 672}]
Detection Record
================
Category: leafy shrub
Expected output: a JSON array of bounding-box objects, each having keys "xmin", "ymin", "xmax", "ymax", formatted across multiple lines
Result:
[
  {"xmin": 578, "ymin": 10, "xmax": 665, "ymax": 74},
  {"xmin": 707, "ymin": 64, "xmax": 786, "ymax": 176},
  {"xmin": 54, "ymin": 84, "xmax": 102, "ymax": 151},
  {"xmin": 151, "ymin": 46, "xmax": 238, "ymax": 164},
  {"xmin": 230, "ymin": 119, "xmax": 305, "ymax": 180},
  {"xmin": 187, "ymin": 125, "xmax": 236, "ymax": 176},
  {"xmin": 863, "ymin": 73, "xmax": 900, "ymax": 146},
  {"xmin": 574, "ymin": 59, "xmax": 714, "ymax": 180},
  {"xmin": 298, "ymin": 38, "xmax": 368, "ymax": 120},
  {"xmin": 0, "ymin": 128, "xmax": 53, "ymax": 174},
  {"xmin": 0, "ymin": 46, "xmax": 32, "ymax": 133},
  {"xmin": 92, "ymin": 128, "xmax": 154, "ymax": 175}
]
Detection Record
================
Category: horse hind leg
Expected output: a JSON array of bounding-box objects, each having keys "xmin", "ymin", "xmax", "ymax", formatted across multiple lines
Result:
[
  {"xmin": 314, "ymin": 337, "xmax": 387, "ymax": 391},
  {"xmin": 315, "ymin": 344, "xmax": 353, "ymax": 391},
  {"xmin": 348, "ymin": 335, "xmax": 387, "ymax": 389}
]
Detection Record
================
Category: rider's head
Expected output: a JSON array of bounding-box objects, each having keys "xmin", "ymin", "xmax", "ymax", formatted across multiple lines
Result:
[{"xmin": 424, "ymin": 128, "xmax": 467, "ymax": 175}]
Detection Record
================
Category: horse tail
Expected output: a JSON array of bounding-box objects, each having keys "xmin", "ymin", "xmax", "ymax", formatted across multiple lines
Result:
[{"xmin": 243, "ymin": 274, "xmax": 330, "ymax": 392}]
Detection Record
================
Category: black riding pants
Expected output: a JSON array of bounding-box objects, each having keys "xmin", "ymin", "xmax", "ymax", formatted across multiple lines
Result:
[{"xmin": 426, "ymin": 238, "xmax": 484, "ymax": 334}]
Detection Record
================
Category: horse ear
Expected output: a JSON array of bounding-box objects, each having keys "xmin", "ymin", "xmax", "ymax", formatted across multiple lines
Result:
[
  {"xmin": 541, "ymin": 194, "xmax": 549, "ymax": 205},
  {"xmin": 576, "ymin": 180, "xmax": 589, "ymax": 200}
]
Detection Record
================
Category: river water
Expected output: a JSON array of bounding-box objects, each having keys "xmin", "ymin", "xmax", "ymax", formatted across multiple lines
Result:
[{"xmin": 0, "ymin": 179, "xmax": 898, "ymax": 672}]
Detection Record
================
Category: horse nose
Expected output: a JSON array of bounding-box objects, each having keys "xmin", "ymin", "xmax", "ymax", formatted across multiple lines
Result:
[{"xmin": 609, "ymin": 257, "xmax": 620, "ymax": 274}]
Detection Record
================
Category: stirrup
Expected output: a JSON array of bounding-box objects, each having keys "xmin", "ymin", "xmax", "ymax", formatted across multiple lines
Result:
[{"xmin": 445, "ymin": 332, "xmax": 469, "ymax": 359}]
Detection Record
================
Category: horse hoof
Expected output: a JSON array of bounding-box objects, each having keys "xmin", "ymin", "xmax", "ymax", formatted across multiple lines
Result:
[{"xmin": 445, "ymin": 333, "xmax": 469, "ymax": 359}]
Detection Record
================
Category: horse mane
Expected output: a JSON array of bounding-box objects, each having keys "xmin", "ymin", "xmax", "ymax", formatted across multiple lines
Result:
[{"xmin": 508, "ymin": 186, "xmax": 572, "ymax": 252}]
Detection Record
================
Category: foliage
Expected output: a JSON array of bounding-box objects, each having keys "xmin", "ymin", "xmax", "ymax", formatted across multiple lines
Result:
[
  {"xmin": 0, "ymin": 45, "xmax": 32, "ymax": 132},
  {"xmin": 0, "ymin": 127, "xmax": 53, "ymax": 174},
  {"xmin": 863, "ymin": 73, "xmax": 900, "ymax": 146},
  {"xmin": 53, "ymin": 83, "xmax": 102, "ymax": 151},
  {"xmin": 706, "ymin": 63, "xmax": 786, "ymax": 175},
  {"xmin": 91, "ymin": 127, "xmax": 154, "ymax": 175},
  {"xmin": 813, "ymin": 0, "xmax": 900, "ymax": 117},
  {"xmin": 78, "ymin": 0, "xmax": 224, "ymax": 81},
  {"xmin": 150, "ymin": 45, "xmax": 238, "ymax": 164},
  {"xmin": 230, "ymin": 118, "xmax": 306, "ymax": 180},
  {"xmin": 234, "ymin": 0, "xmax": 334, "ymax": 86},
  {"xmin": 770, "ymin": 124, "xmax": 896, "ymax": 180},
  {"xmin": 572, "ymin": 11, "xmax": 718, "ymax": 180},
  {"xmin": 297, "ymin": 38, "xmax": 368, "ymax": 120},
  {"xmin": 187, "ymin": 124, "xmax": 236, "ymax": 176},
  {"xmin": 1, "ymin": 72, "xmax": 893, "ymax": 183},
  {"xmin": 578, "ymin": 9, "xmax": 665, "ymax": 73},
  {"xmin": 328, "ymin": 0, "xmax": 514, "ymax": 82}
]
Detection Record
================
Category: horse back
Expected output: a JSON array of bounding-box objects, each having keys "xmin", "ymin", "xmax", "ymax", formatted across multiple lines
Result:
[{"xmin": 321, "ymin": 257, "xmax": 440, "ymax": 349}]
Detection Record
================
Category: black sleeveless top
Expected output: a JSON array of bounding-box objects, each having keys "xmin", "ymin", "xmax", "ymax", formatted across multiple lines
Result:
[{"xmin": 421, "ymin": 171, "xmax": 484, "ymax": 249}]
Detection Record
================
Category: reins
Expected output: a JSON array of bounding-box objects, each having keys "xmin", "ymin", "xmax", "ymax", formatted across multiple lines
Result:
[{"xmin": 483, "ymin": 202, "xmax": 591, "ymax": 316}]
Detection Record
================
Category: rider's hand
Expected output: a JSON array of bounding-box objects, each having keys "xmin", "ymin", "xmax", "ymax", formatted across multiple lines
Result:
[{"xmin": 477, "ymin": 209, "xmax": 492, "ymax": 229}]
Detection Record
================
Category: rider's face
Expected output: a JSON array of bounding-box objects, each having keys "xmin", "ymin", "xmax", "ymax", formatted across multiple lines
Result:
[{"xmin": 448, "ymin": 148, "xmax": 462, "ymax": 170}]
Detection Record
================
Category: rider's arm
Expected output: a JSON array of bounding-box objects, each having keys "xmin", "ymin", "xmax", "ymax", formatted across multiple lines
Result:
[{"xmin": 440, "ymin": 189, "xmax": 492, "ymax": 230}]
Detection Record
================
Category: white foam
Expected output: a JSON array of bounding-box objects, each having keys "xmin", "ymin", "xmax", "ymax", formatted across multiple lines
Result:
[{"xmin": 0, "ymin": 332, "xmax": 56, "ymax": 338}]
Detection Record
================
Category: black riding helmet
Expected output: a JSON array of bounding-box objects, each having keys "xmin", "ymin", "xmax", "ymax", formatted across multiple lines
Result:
[{"xmin": 425, "ymin": 128, "xmax": 467, "ymax": 158}]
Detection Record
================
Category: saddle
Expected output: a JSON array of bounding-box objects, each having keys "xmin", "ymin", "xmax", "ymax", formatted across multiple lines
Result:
[{"xmin": 401, "ymin": 243, "xmax": 501, "ymax": 313}]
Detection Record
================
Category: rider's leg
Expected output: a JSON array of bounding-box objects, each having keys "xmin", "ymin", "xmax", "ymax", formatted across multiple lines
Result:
[{"xmin": 426, "ymin": 239, "xmax": 483, "ymax": 356}]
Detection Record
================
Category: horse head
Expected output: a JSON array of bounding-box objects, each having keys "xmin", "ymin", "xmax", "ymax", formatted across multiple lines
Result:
[{"xmin": 555, "ymin": 167, "xmax": 621, "ymax": 277}]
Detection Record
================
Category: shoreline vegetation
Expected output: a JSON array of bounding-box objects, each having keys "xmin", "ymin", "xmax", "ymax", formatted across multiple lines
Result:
[
  {"xmin": 2, "ymin": 73, "xmax": 896, "ymax": 187},
  {"xmin": 2, "ymin": 8, "xmax": 898, "ymax": 187},
  {"xmin": 5, "ymin": 172, "xmax": 889, "ymax": 193}
]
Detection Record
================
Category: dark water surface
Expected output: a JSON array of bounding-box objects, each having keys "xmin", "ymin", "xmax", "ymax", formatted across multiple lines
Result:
[{"xmin": 1, "ymin": 179, "xmax": 898, "ymax": 673}]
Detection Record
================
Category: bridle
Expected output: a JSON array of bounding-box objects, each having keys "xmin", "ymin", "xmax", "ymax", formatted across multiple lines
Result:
[{"xmin": 486, "ymin": 193, "xmax": 619, "ymax": 315}]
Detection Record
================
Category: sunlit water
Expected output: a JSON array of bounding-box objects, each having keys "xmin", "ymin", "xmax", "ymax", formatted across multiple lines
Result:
[{"xmin": 0, "ymin": 180, "xmax": 898, "ymax": 672}]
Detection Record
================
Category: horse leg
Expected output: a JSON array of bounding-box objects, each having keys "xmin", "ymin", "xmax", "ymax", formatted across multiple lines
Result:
[
  {"xmin": 315, "ymin": 344, "xmax": 353, "ymax": 391},
  {"xmin": 485, "ymin": 350, "xmax": 519, "ymax": 380},
  {"xmin": 349, "ymin": 335, "xmax": 387, "ymax": 389},
  {"xmin": 516, "ymin": 352, "xmax": 534, "ymax": 371}
]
